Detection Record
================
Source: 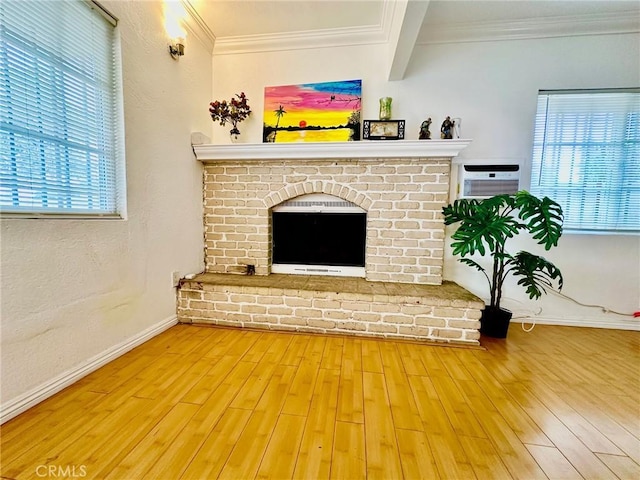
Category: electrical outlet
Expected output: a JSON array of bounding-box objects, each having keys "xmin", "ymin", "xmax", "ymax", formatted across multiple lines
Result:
[{"xmin": 171, "ymin": 271, "xmax": 181, "ymax": 288}]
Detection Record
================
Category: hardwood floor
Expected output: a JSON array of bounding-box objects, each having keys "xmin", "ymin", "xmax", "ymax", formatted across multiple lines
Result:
[{"xmin": 1, "ymin": 324, "xmax": 638, "ymax": 480}]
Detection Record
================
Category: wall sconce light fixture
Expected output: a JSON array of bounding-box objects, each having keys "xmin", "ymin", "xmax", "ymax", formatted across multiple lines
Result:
[
  {"xmin": 164, "ymin": 1, "xmax": 187, "ymax": 60},
  {"xmin": 169, "ymin": 40, "xmax": 185, "ymax": 59}
]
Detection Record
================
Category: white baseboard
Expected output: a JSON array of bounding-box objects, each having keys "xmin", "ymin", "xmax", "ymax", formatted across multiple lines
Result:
[
  {"xmin": 0, "ymin": 314, "xmax": 178, "ymax": 425},
  {"xmin": 512, "ymin": 316, "xmax": 640, "ymax": 331}
]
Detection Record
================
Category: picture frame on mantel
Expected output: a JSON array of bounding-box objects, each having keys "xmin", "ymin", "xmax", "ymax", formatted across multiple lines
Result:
[{"xmin": 363, "ymin": 120, "xmax": 405, "ymax": 140}]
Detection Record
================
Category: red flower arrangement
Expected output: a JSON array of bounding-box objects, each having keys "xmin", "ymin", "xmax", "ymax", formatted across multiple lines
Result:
[{"xmin": 209, "ymin": 92, "xmax": 251, "ymax": 135}]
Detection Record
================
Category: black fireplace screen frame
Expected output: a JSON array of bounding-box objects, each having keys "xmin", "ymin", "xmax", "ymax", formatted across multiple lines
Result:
[{"xmin": 272, "ymin": 212, "xmax": 366, "ymax": 267}]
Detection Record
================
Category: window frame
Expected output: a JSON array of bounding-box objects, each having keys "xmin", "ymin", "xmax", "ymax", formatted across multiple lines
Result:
[
  {"xmin": 0, "ymin": 0, "xmax": 127, "ymax": 220},
  {"xmin": 529, "ymin": 88, "xmax": 639, "ymax": 235}
]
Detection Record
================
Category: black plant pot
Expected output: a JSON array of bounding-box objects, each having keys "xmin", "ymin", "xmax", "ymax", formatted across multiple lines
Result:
[{"xmin": 480, "ymin": 306, "xmax": 513, "ymax": 338}]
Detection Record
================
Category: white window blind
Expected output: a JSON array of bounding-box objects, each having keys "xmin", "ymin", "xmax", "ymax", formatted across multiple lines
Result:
[
  {"xmin": 530, "ymin": 89, "xmax": 639, "ymax": 233},
  {"xmin": 0, "ymin": 0, "xmax": 125, "ymax": 216}
]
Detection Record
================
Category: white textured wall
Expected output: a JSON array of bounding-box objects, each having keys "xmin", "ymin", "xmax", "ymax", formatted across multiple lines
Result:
[
  {"xmin": 211, "ymin": 32, "xmax": 640, "ymax": 330},
  {"xmin": 0, "ymin": 1, "xmax": 210, "ymax": 409}
]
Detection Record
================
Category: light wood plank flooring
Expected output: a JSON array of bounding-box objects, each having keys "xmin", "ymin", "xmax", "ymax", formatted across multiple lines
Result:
[{"xmin": 1, "ymin": 324, "xmax": 638, "ymax": 479}]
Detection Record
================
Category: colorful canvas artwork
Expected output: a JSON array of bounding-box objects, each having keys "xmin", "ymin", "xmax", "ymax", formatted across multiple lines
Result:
[{"xmin": 263, "ymin": 79, "xmax": 362, "ymax": 143}]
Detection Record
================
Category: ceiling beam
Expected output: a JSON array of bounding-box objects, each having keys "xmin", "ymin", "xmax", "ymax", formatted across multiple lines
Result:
[{"xmin": 386, "ymin": 0, "xmax": 430, "ymax": 81}]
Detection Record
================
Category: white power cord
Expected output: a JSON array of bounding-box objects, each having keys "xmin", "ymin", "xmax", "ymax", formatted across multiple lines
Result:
[
  {"xmin": 520, "ymin": 319, "xmax": 536, "ymax": 332},
  {"xmin": 549, "ymin": 290, "xmax": 637, "ymax": 318},
  {"xmin": 502, "ymin": 290, "xmax": 638, "ymax": 334}
]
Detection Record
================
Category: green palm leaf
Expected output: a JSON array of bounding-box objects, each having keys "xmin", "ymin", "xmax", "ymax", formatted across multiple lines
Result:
[
  {"xmin": 480, "ymin": 193, "xmax": 516, "ymax": 212},
  {"xmin": 444, "ymin": 197, "xmax": 525, "ymax": 257},
  {"xmin": 508, "ymin": 251, "xmax": 563, "ymax": 300},
  {"xmin": 450, "ymin": 214, "xmax": 522, "ymax": 256},
  {"xmin": 515, "ymin": 192, "xmax": 563, "ymax": 250},
  {"xmin": 459, "ymin": 258, "xmax": 486, "ymax": 273},
  {"xmin": 442, "ymin": 198, "xmax": 481, "ymax": 225}
]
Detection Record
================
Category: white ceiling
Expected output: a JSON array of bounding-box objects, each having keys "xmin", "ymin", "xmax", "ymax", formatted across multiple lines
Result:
[
  {"xmin": 184, "ymin": 0, "xmax": 639, "ymax": 79},
  {"xmin": 191, "ymin": 0, "xmax": 639, "ymax": 40},
  {"xmin": 192, "ymin": 0, "xmax": 386, "ymax": 38}
]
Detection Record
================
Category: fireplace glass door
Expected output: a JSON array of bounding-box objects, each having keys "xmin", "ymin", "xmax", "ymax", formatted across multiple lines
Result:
[{"xmin": 271, "ymin": 194, "xmax": 366, "ymax": 277}]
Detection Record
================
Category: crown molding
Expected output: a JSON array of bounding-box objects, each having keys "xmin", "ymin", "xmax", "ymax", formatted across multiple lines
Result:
[
  {"xmin": 417, "ymin": 11, "xmax": 640, "ymax": 45},
  {"xmin": 213, "ymin": 24, "xmax": 388, "ymax": 56},
  {"xmin": 182, "ymin": 0, "xmax": 216, "ymax": 54},
  {"xmin": 378, "ymin": 0, "xmax": 396, "ymax": 43},
  {"xmin": 213, "ymin": 0, "xmax": 397, "ymax": 56}
]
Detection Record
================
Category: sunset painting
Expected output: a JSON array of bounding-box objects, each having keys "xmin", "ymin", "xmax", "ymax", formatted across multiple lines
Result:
[{"xmin": 263, "ymin": 79, "xmax": 362, "ymax": 143}]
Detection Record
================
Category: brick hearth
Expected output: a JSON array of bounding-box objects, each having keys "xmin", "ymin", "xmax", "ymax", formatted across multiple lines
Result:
[{"xmin": 178, "ymin": 274, "xmax": 483, "ymax": 345}]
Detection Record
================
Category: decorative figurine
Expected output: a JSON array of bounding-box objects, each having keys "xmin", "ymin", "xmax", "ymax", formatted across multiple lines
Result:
[
  {"xmin": 419, "ymin": 118, "xmax": 432, "ymax": 139},
  {"xmin": 441, "ymin": 116, "xmax": 455, "ymax": 139}
]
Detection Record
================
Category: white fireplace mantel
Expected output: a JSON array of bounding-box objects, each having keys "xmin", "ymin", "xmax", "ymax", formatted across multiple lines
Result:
[{"xmin": 192, "ymin": 139, "xmax": 472, "ymax": 162}]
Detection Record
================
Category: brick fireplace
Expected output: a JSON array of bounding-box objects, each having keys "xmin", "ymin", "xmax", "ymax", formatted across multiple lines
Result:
[{"xmin": 179, "ymin": 140, "xmax": 484, "ymax": 345}]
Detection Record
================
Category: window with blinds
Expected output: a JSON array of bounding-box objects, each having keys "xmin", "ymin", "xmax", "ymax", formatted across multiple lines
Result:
[
  {"xmin": 0, "ymin": 0, "xmax": 125, "ymax": 217},
  {"xmin": 530, "ymin": 89, "xmax": 639, "ymax": 233}
]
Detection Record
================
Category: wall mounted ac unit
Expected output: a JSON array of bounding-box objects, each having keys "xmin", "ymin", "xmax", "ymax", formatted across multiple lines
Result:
[{"xmin": 458, "ymin": 164, "xmax": 520, "ymax": 199}]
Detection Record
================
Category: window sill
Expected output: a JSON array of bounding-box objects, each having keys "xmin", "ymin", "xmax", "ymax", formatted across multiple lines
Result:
[{"xmin": 0, "ymin": 212, "xmax": 125, "ymax": 220}]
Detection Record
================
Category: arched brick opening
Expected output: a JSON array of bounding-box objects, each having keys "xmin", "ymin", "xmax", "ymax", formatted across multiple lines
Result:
[
  {"xmin": 264, "ymin": 181, "xmax": 373, "ymax": 211},
  {"xmin": 266, "ymin": 182, "xmax": 372, "ymax": 277}
]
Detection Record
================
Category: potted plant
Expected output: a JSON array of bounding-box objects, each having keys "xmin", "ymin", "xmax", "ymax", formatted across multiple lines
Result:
[
  {"xmin": 442, "ymin": 191, "xmax": 564, "ymax": 338},
  {"xmin": 209, "ymin": 92, "xmax": 251, "ymax": 142}
]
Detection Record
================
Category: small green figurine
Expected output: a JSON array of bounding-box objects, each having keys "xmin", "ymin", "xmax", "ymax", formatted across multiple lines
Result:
[{"xmin": 419, "ymin": 118, "xmax": 432, "ymax": 140}]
